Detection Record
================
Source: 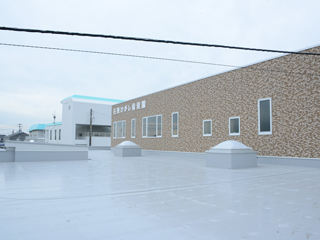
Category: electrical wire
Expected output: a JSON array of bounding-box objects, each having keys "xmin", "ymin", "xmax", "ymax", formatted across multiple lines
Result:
[
  {"xmin": 1, "ymin": 42, "xmax": 319, "ymax": 77},
  {"xmin": 0, "ymin": 125, "xmax": 20, "ymax": 129},
  {"xmin": 0, "ymin": 26, "xmax": 319, "ymax": 56},
  {"xmin": 0, "ymin": 42, "xmax": 238, "ymax": 67}
]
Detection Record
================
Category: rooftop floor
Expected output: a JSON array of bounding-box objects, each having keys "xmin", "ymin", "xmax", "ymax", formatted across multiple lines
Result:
[{"xmin": 0, "ymin": 151, "xmax": 319, "ymax": 240}]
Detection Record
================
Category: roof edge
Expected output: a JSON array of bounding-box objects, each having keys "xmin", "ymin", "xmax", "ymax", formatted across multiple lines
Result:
[{"xmin": 62, "ymin": 95, "xmax": 124, "ymax": 103}]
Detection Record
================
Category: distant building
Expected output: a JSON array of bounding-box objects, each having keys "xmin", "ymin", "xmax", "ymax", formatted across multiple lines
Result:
[
  {"xmin": 5, "ymin": 132, "xmax": 29, "ymax": 141},
  {"xmin": 28, "ymin": 123, "xmax": 62, "ymax": 143},
  {"xmin": 0, "ymin": 134, "xmax": 5, "ymax": 142},
  {"xmin": 29, "ymin": 95, "xmax": 123, "ymax": 147},
  {"xmin": 45, "ymin": 122, "xmax": 62, "ymax": 144}
]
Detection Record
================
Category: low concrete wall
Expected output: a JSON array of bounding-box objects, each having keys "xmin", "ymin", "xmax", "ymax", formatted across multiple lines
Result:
[
  {"xmin": 89, "ymin": 146, "xmax": 111, "ymax": 150},
  {"xmin": 14, "ymin": 151, "xmax": 87, "ymax": 162},
  {"xmin": 0, "ymin": 148, "xmax": 15, "ymax": 162},
  {"xmin": 4, "ymin": 141, "xmax": 88, "ymax": 162},
  {"xmin": 258, "ymin": 156, "xmax": 320, "ymax": 168},
  {"xmin": 75, "ymin": 137, "xmax": 111, "ymax": 147},
  {"xmin": 139, "ymin": 149, "xmax": 320, "ymax": 168},
  {"xmin": 142, "ymin": 149, "xmax": 206, "ymax": 159}
]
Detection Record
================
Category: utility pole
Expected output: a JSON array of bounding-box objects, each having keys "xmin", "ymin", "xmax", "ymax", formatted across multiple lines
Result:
[
  {"xmin": 18, "ymin": 123, "xmax": 22, "ymax": 141},
  {"xmin": 53, "ymin": 112, "xmax": 56, "ymax": 124},
  {"xmin": 89, "ymin": 109, "xmax": 92, "ymax": 146},
  {"xmin": 53, "ymin": 112, "xmax": 56, "ymax": 141}
]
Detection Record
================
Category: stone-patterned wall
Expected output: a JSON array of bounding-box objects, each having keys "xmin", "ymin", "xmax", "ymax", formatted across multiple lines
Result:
[{"xmin": 112, "ymin": 46, "xmax": 320, "ymax": 158}]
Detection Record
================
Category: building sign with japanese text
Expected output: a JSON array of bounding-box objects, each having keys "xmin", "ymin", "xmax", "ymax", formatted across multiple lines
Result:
[{"xmin": 113, "ymin": 100, "xmax": 146, "ymax": 115}]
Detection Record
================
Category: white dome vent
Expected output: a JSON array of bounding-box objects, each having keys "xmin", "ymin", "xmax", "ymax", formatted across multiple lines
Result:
[
  {"xmin": 114, "ymin": 141, "xmax": 142, "ymax": 157},
  {"xmin": 211, "ymin": 140, "xmax": 251, "ymax": 150},
  {"xmin": 118, "ymin": 141, "xmax": 138, "ymax": 146}
]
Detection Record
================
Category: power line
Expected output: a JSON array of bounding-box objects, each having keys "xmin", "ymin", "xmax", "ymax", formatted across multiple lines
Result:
[
  {"xmin": 0, "ymin": 26, "xmax": 319, "ymax": 56},
  {"xmin": 0, "ymin": 42, "xmax": 244, "ymax": 67},
  {"xmin": 1, "ymin": 42, "xmax": 319, "ymax": 77},
  {"xmin": 0, "ymin": 125, "xmax": 19, "ymax": 129}
]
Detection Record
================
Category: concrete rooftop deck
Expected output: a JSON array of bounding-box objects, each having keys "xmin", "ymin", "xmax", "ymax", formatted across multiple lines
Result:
[{"xmin": 1, "ymin": 151, "xmax": 319, "ymax": 240}]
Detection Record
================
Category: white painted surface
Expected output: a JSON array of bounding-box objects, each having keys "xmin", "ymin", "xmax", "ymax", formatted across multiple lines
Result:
[
  {"xmin": 0, "ymin": 151, "xmax": 319, "ymax": 240},
  {"xmin": 212, "ymin": 140, "xmax": 252, "ymax": 149},
  {"xmin": 46, "ymin": 124, "xmax": 63, "ymax": 144},
  {"xmin": 92, "ymin": 137, "xmax": 111, "ymax": 146},
  {"xmin": 61, "ymin": 100, "xmax": 112, "ymax": 145},
  {"xmin": 5, "ymin": 141, "xmax": 87, "ymax": 151}
]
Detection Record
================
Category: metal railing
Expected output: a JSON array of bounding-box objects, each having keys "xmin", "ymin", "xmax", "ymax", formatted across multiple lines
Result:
[{"xmin": 76, "ymin": 132, "xmax": 111, "ymax": 139}]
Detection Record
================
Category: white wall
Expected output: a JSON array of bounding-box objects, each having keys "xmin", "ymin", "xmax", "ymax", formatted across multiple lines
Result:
[
  {"xmin": 60, "ymin": 98, "xmax": 112, "ymax": 146},
  {"xmin": 46, "ymin": 125, "xmax": 63, "ymax": 144},
  {"xmin": 29, "ymin": 130, "xmax": 45, "ymax": 140},
  {"xmin": 72, "ymin": 101, "xmax": 111, "ymax": 125},
  {"xmin": 61, "ymin": 100, "xmax": 75, "ymax": 145}
]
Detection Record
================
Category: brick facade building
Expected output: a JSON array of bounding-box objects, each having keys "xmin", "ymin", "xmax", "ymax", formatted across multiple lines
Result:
[{"xmin": 111, "ymin": 45, "xmax": 320, "ymax": 159}]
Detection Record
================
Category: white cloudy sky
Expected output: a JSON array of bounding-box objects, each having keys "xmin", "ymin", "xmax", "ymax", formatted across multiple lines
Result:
[{"xmin": 0, "ymin": 0, "xmax": 319, "ymax": 135}]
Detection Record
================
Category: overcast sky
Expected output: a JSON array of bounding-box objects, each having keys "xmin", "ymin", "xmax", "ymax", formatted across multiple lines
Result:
[{"xmin": 0, "ymin": 0, "xmax": 319, "ymax": 135}]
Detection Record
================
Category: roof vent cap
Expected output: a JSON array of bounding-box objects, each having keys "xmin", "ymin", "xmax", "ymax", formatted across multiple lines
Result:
[
  {"xmin": 118, "ymin": 141, "xmax": 138, "ymax": 146},
  {"xmin": 211, "ymin": 140, "xmax": 251, "ymax": 150}
]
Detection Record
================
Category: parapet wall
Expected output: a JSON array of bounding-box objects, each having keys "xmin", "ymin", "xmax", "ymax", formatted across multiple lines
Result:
[{"xmin": 1, "ymin": 141, "xmax": 88, "ymax": 162}]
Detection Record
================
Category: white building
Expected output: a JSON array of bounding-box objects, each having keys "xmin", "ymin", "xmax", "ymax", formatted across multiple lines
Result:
[
  {"xmin": 28, "ymin": 123, "xmax": 62, "ymax": 143},
  {"xmin": 28, "ymin": 124, "xmax": 48, "ymax": 142},
  {"xmin": 45, "ymin": 122, "xmax": 63, "ymax": 144},
  {"xmin": 29, "ymin": 95, "xmax": 123, "ymax": 147}
]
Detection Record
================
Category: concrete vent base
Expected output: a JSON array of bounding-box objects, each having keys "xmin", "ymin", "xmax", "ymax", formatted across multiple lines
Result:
[
  {"xmin": 114, "ymin": 141, "xmax": 142, "ymax": 157},
  {"xmin": 206, "ymin": 140, "xmax": 257, "ymax": 169}
]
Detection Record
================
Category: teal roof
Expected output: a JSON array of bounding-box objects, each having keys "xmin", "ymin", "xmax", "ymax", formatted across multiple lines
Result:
[
  {"xmin": 62, "ymin": 95, "xmax": 124, "ymax": 103},
  {"xmin": 46, "ymin": 122, "xmax": 62, "ymax": 127},
  {"xmin": 29, "ymin": 122, "xmax": 62, "ymax": 131},
  {"xmin": 29, "ymin": 124, "xmax": 47, "ymax": 131}
]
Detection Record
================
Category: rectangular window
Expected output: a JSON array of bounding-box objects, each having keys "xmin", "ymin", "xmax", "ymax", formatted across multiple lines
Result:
[
  {"xmin": 116, "ymin": 121, "xmax": 122, "ymax": 138},
  {"xmin": 172, "ymin": 112, "xmax": 178, "ymax": 137},
  {"xmin": 203, "ymin": 119, "xmax": 212, "ymax": 136},
  {"xmin": 122, "ymin": 121, "xmax": 126, "ymax": 138},
  {"xmin": 157, "ymin": 115, "xmax": 162, "ymax": 137},
  {"xmin": 59, "ymin": 129, "xmax": 61, "ymax": 140},
  {"xmin": 147, "ymin": 116, "xmax": 156, "ymax": 137},
  {"xmin": 113, "ymin": 120, "xmax": 126, "ymax": 138},
  {"xmin": 55, "ymin": 130, "xmax": 57, "ymax": 140},
  {"xmin": 131, "ymin": 119, "xmax": 136, "ymax": 138},
  {"xmin": 142, "ymin": 115, "xmax": 162, "ymax": 138},
  {"xmin": 229, "ymin": 117, "xmax": 240, "ymax": 136},
  {"xmin": 142, "ymin": 117, "xmax": 147, "ymax": 137},
  {"xmin": 50, "ymin": 130, "xmax": 52, "ymax": 140},
  {"xmin": 258, "ymin": 98, "xmax": 272, "ymax": 135}
]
